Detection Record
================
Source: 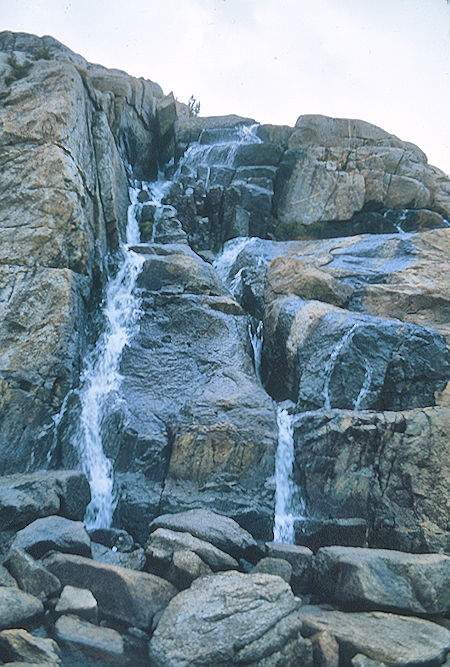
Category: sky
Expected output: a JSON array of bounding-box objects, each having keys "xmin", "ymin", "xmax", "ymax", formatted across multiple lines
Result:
[{"xmin": 1, "ymin": 0, "xmax": 449, "ymax": 174}]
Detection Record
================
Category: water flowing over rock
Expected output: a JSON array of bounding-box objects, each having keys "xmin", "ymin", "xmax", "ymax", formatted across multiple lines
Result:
[{"xmin": 1, "ymin": 30, "xmax": 450, "ymax": 666}]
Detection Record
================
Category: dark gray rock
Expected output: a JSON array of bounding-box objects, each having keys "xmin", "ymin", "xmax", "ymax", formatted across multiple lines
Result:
[
  {"xmin": 55, "ymin": 585, "xmax": 98, "ymax": 623},
  {"xmin": 146, "ymin": 548, "xmax": 212, "ymax": 590},
  {"xmin": 265, "ymin": 542, "xmax": 313, "ymax": 594},
  {"xmin": 232, "ymin": 142, "xmax": 283, "ymax": 167},
  {"xmin": 54, "ymin": 614, "xmax": 124, "ymax": 664},
  {"xmin": 148, "ymin": 508, "xmax": 259, "ymax": 561},
  {"xmin": 252, "ymin": 556, "xmax": 292, "ymax": 583},
  {"xmin": 0, "ymin": 471, "xmax": 90, "ymax": 531},
  {"xmin": 299, "ymin": 605, "xmax": 450, "ymax": 666},
  {"xmin": 293, "ymin": 407, "xmax": 450, "ymax": 554},
  {"xmin": 314, "ymin": 546, "xmax": 450, "ymax": 615},
  {"xmin": 0, "ymin": 564, "xmax": 17, "ymax": 588},
  {"xmin": 91, "ymin": 542, "xmax": 146, "ymax": 570},
  {"xmin": 11, "ymin": 516, "xmax": 91, "ymax": 559},
  {"xmin": 145, "ymin": 527, "xmax": 238, "ymax": 572},
  {"xmin": 4, "ymin": 548, "xmax": 61, "ymax": 600},
  {"xmin": 44, "ymin": 552, "xmax": 177, "ymax": 631},
  {"xmin": 0, "ymin": 628, "xmax": 61, "ymax": 665},
  {"xmin": 88, "ymin": 527, "xmax": 134, "ymax": 552},
  {"xmin": 294, "ymin": 518, "xmax": 368, "ymax": 551},
  {"xmin": 0, "ymin": 587, "xmax": 43, "ymax": 630},
  {"xmin": 149, "ymin": 571, "xmax": 313, "ymax": 666}
]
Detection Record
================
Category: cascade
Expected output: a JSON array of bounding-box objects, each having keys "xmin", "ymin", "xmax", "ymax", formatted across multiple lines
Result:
[{"xmin": 67, "ymin": 182, "xmax": 154, "ymax": 529}]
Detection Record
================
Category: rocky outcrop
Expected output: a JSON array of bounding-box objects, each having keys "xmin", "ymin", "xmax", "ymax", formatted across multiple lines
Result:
[{"xmin": 0, "ymin": 31, "xmax": 166, "ymax": 469}]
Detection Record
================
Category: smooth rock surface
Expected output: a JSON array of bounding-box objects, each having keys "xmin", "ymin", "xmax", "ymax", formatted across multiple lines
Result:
[
  {"xmin": 148, "ymin": 508, "xmax": 259, "ymax": 560},
  {"xmin": 314, "ymin": 546, "xmax": 450, "ymax": 615},
  {"xmin": 299, "ymin": 605, "xmax": 450, "ymax": 666},
  {"xmin": 55, "ymin": 585, "xmax": 98, "ymax": 623},
  {"xmin": 44, "ymin": 552, "xmax": 177, "ymax": 631},
  {"xmin": 265, "ymin": 542, "xmax": 313, "ymax": 593},
  {"xmin": 149, "ymin": 571, "xmax": 313, "ymax": 666},
  {"xmin": 54, "ymin": 614, "xmax": 124, "ymax": 664},
  {"xmin": 11, "ymin": 516, "xmax": 91, "ymax": 559},
  {"xmin": 252, "ymin": 556, "xmax": 292, "ymax": 583}
]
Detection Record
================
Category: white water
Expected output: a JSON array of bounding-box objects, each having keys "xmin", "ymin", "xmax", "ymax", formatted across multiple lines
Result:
[
  {"xmin": 322, "ymin": 324, "xmax": 358, "ymax": 409},
  {"xmin": 73, "ymin": 184, "xmax": 146, "ymax": 529},
  {"xmin": 213, "ymin": 236, "xmax": 256, "ymax": 286},
  {"xmin": 248, "ymin": 319, "xmax": 263, "ymax": 383}
]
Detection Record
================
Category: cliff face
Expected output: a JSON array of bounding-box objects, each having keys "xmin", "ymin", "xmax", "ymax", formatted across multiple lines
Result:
[
  {"xmin": 0, "ymin": 31, "xmax": 167, "ymax": 471},
  {"xmin": 0, "ymin": 31, "xmax": 449, "ymax": 553}
]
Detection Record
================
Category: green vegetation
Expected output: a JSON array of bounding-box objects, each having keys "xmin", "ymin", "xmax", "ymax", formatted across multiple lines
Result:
[
  {"xmin": 188, "ymin": 95, "xmax": 201, "ymax": 117},
  {"xmin": 4, "ymin": 54, "xmax": 33, "ymax": 85},
  {"xmin": 272, "ymin": 216, "xmax": 334, "ymax": 241},
  {"xmin": 34, "ymin": 46, "xmax": 52, "ymax": 60},
  {"xmin": 140, "ymin": 219, "xmax": 154, "ymax": 243}
]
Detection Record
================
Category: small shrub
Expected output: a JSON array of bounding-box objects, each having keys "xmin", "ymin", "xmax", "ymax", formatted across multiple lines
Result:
[
  {"xmin": 34, "ymin": 46, "xmax": 52, "ymax": 60},
  {"xmin": 140, "ymin": 219, "xmax": 154, "ymax": 242},
  {"xmin": 188, "ymin": 95, "xmax": 201, "ymax": 118}
]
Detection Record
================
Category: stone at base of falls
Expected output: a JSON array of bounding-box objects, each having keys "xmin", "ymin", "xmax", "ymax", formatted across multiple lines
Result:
[
  {"xmin": 149, "ymin": 571, "xmax": 313, "ymax": 667},
  {"xmin": 54, "ymin": 614, "xmax": 124, "ymax": 664},
  {"xmin": 0, "ymin": 628, "xmax": 61, "ymax": 665},
  {"xmin": 0, "ymin": 471, "xmax": 90, "ymax": 532},
  {"xmin": 4, "ymin": 548, "xmax": 61, "ymax": 601},
  {"xmin": 148, "ymin": 508, "xmax": 260, "ymax": 561},
  {"xmin": 146, "ymin": 548, "xmax": 212, "ymax": 591},
  {"xmin": 0, "ymin": 587, "xmax": 43, "ymax": 630},
  {"xmin": 11, "ymin": 516, "xmax": 92, "ymax": 559},
  {"xmin": 299, "ymin": 606, "xmax": 450, "ymax": 666},
  {"xmin": 265, "ymin": 542, "xmax": 314, "ymax": 594},
  {"xmin": 43, "ymin": 552, "xmax": 177, "ymax": 632},
  {"xmin": 310, "ymin": 631, "xmax": 340, "ymax": 667},
  {"xmin": 314, "ymin": 546, "xmax": 450, "ymax": 615},
  {"xmin": 294, "ymin": 518, "xmax": 368, "ymax": 551},
  {"xmin": 293, "ymin": 407, "xmax": 450, "ymax": 554},
  {"xmin": 145, "ymin": 527, "xmax": 238, "ymax": 572},
  {"xmin": 55, "ymin": 585, "xmax": 98, "ymax": 624},
  {"xmin": 90, "ymin": 542, "xmax": 146, "ymax": 571},
  {"xmin": 351, "ymin": 655, "xmax": 387, "ymax": 667},
  {"xmin": 252, "ymin": 557, "xmax": 292, "ymax": 583}
]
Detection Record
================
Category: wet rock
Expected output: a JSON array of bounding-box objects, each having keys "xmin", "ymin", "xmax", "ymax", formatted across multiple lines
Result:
[
  {"xmin": 314, "ymin": 546, "xmax": 450, "ymax": 615},
  {"xmin": 149, "ymin": 571, "xmax": 313, "ymax": 666},
  {"xmin": 148, "ymin": 508, "xmax": 259, "ymax": 561},
  {"xmin": 55, "ymin": 585, "xmax": 98, "ymax": 623},
  {"xmin": 0, "ymin": 628, "xmax": 61, "ymax": 665},
  {"xmin": 11, "ymin": 516, "xmax": 91, "ymax": 559},
  {"xmin": 43, "ymin": 552, "xmax": 177, "ymax": 631},
  {"xmin": 54, "ymin": 614, "xmax": 124, "ymax": 664},
  {"xmin": 91, "ymin": 542, "xmax": 146, "ymax": 570},
  {"xmin": 293, "ymin": 407, "xmax": 450, "ymax": 554},
  {"xmin": 265, "ymin": 542, "xmax": 313, "ymax": 594},
  {"xmin": 232, "ymin": 142, "xmax": 283, "ymax": 168},
  {"xmin": 299, "ymin": 605, "xmax": 450, "ymax": 666},
  {"xmin": 174, "ymin": 115, "xmax": 255, "ymax": 144},
  {"xmin": 252, "ymin": 556, "xmax": 292, "ymax": 583},
  {"xmin": 4, "ymin": 548, "xmax": 61, "ymax": 600},
  {"xmin": 262, "ymin": 296, "xmax": 449, "ymax": 409},
  {"xmin": 0, "ymin": 587, "xmax": 43, "ymax": 630},
  {"xmin": 137, "ymin": 249, "xmax": 223, "ymax": 295},
  {"xmin": 0, "ymin": 471, "xmax": 90, "ymax": 531},
  {"xmin": 294, "ymin": 518, "xmax": 368, "ymax": 551},
  {"xmin": 88, "ymin": 527, "xmax": 134, "ymax": 552},
  {"xmin": 145, "ymin": 527, "xmax": 238, "ymax": 572}
]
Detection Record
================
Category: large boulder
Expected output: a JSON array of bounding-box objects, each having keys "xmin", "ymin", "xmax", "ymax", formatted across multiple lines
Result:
[
  {"xmin": 149, "ymin": 572, "xmax": 313, "ymax": 666},
  {"xmin": 148, "ymin": 508, "xmax": 259, "ymax": 561},
  {"xmin": 0, "ymin": 471, "xmax": 90, "ymax": 531},
  {"xmin": 274, "ymin": 114, "xmax": 450, "ymax": 228},
  {"xmin": 54, "ymin": 614, "xmax": 124, "ymax": 664},
  {"xmin": 4, "ymin": 548, "xmax": 61, "ymax": 601},
  {"xmin": 43, "ymin": 552, "xmax": 177, "ymax": 631},
  {"xmin": 293, "ymin": 407, "xmax": 450, "ymax": 554},
  {"xmin": 299, "ymin": 605, "xmax": 450, "ymax": 666},
  {"xmin": 314, "ymin": 547, "xmax": 450, "ymax": 615},
  {"xmin": 11, "ymin": 516, "xmax": 92, "ymax": 559}
]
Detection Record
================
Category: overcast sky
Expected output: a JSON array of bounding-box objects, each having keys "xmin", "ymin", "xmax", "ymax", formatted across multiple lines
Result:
[{"xmin": 2, "ymin": 0, "xmax": 449, "ymax": 174}]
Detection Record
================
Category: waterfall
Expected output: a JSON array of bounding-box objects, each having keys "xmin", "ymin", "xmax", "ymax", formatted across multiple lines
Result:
[
  {"xmin": 72, "ymin": 184, "xmax": 146, "ymax": 529},
  {"xmin": 248, "ymin": 319, "xmax": 263, "ymax": 383},
  {"xmin": 213, "ymin": 236, "xmax": 255, "ymax": 287},
  {"xmin": 322, "ymin": 324, "xmax": 358, "ymax": 409}
]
